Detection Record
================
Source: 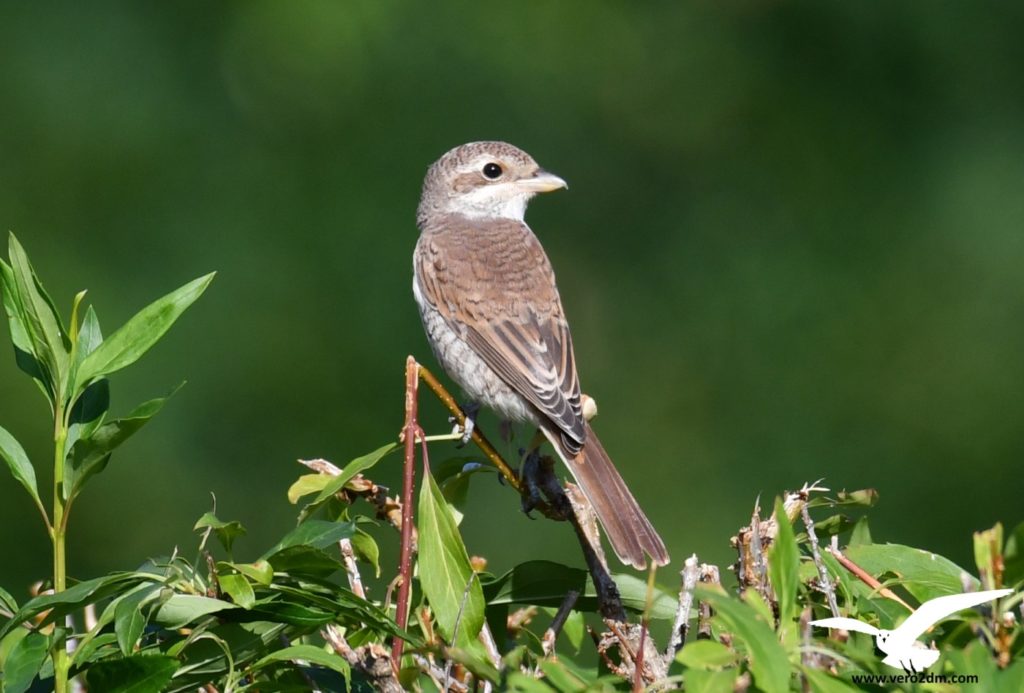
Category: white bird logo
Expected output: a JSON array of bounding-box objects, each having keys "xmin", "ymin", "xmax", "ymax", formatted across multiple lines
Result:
[{"xmin": 810, "ymin": 588, "xmax": 1012, "ymax": 673}]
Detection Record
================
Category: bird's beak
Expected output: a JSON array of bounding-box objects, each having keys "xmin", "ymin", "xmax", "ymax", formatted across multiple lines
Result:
[{"xmin": 517, "ymin": 169, "xmax": 568, "ymax": 193}]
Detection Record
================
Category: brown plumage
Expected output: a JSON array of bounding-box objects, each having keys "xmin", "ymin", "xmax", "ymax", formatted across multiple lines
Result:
[{"xmin": 413, "ymin": 141, "xmax": 669, "ymax": 569}]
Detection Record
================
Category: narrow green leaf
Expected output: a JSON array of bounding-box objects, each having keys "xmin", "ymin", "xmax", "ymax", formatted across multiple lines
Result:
[
  {"xmin": 0, "ymin": 573, "xmax": 151, "ymax": 640},
  {"xmin": 253, "ymin": 643, "xmax": 351, "ymax": 683},
  {"xmin": 0, "ymin": 424, "xmax": 42, "ymax": 512},
  {"xmin": 65, "ymin": 377, "xmax": 110, "ymax": 452},
  {"xmin": 769, "ymin": 497, "xmax": 800, "ymax": 626},
  {"xmin": 302, "ymin": 443, "xmax": 399, "ymax": 508},
  {"xmin": 260, "ymin": 520, "xmax": 354, "ymax": 559},
  {"xmin": 677, "ymin": 640, "xmax": 737, "ymax": 669},
  {"xmin": 84, "ymin": 653, "xmax": 178, "ymax": 693},
  {"xmin": 1, "ymin": 630, "xmax": 49, "ymax": 693},
  {"xmin": 418, "ymin": 468, "xmax": 485, "ymax": 648},
  {"xmin": 194, "ymin": 511, "xmax": 247, "ymax": 554},
  {"xmin": 75, "ymin": 272, "xmax": 214, "ymax": 391},
  {"xmin": 0, "ymin": 584, "xmax": 18, "ymax": 613},
  {"xmin": 219, "ymin": 573, "xmax": 256, "ymax": 609},
  {"xmin": 8, "ymin": 233, "xmax": 68, "ymax": 393},
  {"xmin": 65, "ymin": 384, "xmax": 181, "ymax": 500},
  {"xmin": 153, "ymin": 595, "xmax": 235, "ymax": 629},
  {"xmin": 698, "ymin": 588, "xmax": 791, "ymax": 693},
  {"xmin": 0, "ymin": 258, "xmax": 51, "ymax": 400}
]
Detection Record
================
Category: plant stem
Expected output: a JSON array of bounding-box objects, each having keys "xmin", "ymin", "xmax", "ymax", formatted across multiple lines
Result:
[
  {"xmin": 392, "ymin": 356, "xmax": 420, "ymax": 669},
  {"xmin": 52, "ymin": 403, "xmax": 69, "ymax": 693}
]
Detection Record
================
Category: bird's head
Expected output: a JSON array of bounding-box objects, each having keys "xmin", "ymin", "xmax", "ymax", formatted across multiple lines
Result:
[
  {"xmin": 876, "ymin": 630, "xmax": 892, "ymax": 646},
  {"xmin": 417, "ymin": 141, "xmax": 567, "ymax": 225}
]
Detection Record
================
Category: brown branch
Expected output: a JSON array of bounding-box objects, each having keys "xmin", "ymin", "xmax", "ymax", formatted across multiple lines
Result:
[
  {"xmin": 826, "ymin": 545, "xmax": 912, "ymax": 611},
  {"xmin": 392, "ymin": 356, "xmax": 421, "ymax": 668},
  {"xmin": 418, "ymin": 364, "xmax": 520, "ymax": 489}
]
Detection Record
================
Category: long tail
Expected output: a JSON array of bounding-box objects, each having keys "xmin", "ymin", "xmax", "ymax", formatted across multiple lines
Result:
[{"xmin": 542, "ymin": 423, "xmax": 669, "ymax": 569}]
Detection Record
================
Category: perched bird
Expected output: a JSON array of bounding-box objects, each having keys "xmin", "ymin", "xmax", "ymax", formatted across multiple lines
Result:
[
  {"xmin": 811, "ymin": 588, "xmax": 1013, "ymax": 672},
  {"xmin": 412, "ymin": 141, "xmax": 669, "ymax": 569}
]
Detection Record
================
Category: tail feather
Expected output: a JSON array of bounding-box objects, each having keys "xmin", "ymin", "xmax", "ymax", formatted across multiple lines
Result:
[{"xmin": 543, "ymin": 423, "xmax": 669, "ymax": 569}]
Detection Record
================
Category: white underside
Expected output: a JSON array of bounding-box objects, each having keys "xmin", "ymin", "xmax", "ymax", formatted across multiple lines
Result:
[{"xmin": 413, "ymin": 275, "xmax": 537, "ymax": 424}]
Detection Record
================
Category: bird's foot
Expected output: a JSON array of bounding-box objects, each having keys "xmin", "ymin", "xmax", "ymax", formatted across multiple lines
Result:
[
  {"xmin": 518, "ymin": 448, "xmax": 545, "ymax": 517},
  {"xmin": 448, "ymin": 402, "xmax": 480, "ymax": 448}
]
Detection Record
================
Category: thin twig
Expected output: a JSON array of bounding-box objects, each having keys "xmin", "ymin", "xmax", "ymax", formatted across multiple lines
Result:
[
  {"xmin": 339, "ymin": 538, "xmax": 366, "ymax": 599},
  {"xmin": 542, "ymin": 590, "xmax": 580, "ymax": 657},
  {"xmin": 801, "ymin": 504, "xmax": 839, "ymax": 618},
  {"xmin": 666, "ymin": 554, "xmax": 700, "ymax": 659},
  {"xmin": 418, "ymin": 364, "xmax": 520, "ymax": 489},
  {"xmin": 827, "ymin": 545, "xmax": 912, "ymax": 611},
  {"xmin": 697, "ymin": 564, "xmax": 720, "ymax": 640},
  {"xmin": 392, "ymin": 356, "xmax": 421, "ymax": 667}
]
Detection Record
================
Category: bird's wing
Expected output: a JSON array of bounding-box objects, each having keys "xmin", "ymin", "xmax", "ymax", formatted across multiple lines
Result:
[
  {"xmin": 889, "ymin": 589, "xmax": 1012, "ymax": 648},
  {"xmin": 415, "ymin": 218, "xmax": 585, "ymax": 450},
  {"xmin": 809, "ymin": 617, "xmax": 880, "ymax": 636}
]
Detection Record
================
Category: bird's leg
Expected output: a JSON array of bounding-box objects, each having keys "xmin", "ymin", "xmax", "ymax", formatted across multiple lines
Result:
[{"xmin": 449, "ymin": 402, "xmax": 480, "ymax": 447}]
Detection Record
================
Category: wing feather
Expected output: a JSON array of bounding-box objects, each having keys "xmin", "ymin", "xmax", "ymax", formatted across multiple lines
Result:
[{"xmin": 415, "ymin": 217, "xmax": 585, "ymax": 449}]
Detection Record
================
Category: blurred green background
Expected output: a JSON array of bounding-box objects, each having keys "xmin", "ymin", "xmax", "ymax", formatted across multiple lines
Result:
[{"xmin": 2, "ymin": 1, "xmax": 1023, "ymax": 596}]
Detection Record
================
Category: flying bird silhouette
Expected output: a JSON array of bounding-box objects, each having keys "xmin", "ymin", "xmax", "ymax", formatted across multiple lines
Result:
[{"xmin": 811, "ymin": 588, "xmax": 1012, "ymax": 673}]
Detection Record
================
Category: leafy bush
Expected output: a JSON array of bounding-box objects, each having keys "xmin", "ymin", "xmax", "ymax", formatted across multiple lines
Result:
[{"xmin": 1, "ymin": 237, "xmax": 1021, "ymax": 691}]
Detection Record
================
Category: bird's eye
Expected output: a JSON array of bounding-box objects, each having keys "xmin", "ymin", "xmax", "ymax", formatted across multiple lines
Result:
[{"xmin": 482, "ymin": 162, "xmax": 503, "ymax": 179}]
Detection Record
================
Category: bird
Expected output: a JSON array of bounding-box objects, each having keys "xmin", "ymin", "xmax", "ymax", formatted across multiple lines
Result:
[
  {"xmin": 412, "ymin": 141, "xmax": 669, "ymax": 570},
  {"xmin": 810, "ymin": 588, "xmax": 1012, "ymax": 673}
]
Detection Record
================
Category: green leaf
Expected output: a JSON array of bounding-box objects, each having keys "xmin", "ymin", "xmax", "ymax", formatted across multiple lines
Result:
[
  {"xmin": 1004, "ymin": 520, "xmax": 1024, "ymax": 585},
  {"xmin": 261, "ymin": 520, "xmax": 354, "ymax": 559},
  {"xmin": 295, "ymin": 443, "xmax": 399, "ymax": 514},
  {"xmin": 677, "ymin": 640, "xmax": 737, "ymax": 669},
  {"xmin": 0, "ymin": 584, "xmax": 18, "ymax": 613},
  {"xmin": 224, "ymin": 559, "xmax": 273, "ymax": 586},
  {"xmin": 562, "ymin": 609, "xmax": 584, "ymax": 653},
  {"xmin": 684, "ymin": 668, "xmax": 738, "ymax": 693},
  {"xmin": 114, "ymin": 584, "xmax": 162, "ymax": 655},
  {"xmin": 194, "ymin": 511, "xmax": 247, "ymax": 554},
  {"xmin": 219, "ymin": 573, "xmax": 256, "ymax": 609},
  {"xmin": 417, "ymin": 467, "xmax": 485, "ymax": 648},
  {"xmin": 0, "ymin": 572, "xmax": 150, "ymax": 640},
  {"xmin": 1, "ymin": 630, "xmax": 49, "ymax": 693},
  {"xmin": 0, "ymin": 424, "xmax": 43, "ymax": 513},
  {"xmin": 0, "ymin": 258, "xmax": 50, "ymax": 399},
  {"xmin": 769, "ymin": 497, "xmax": 800, "ymax": 626},
  {"xmin": 802, "ymin": 667, "xmax": 861, "ymax": 692},
  {"xmin": 612, "ymin": 572, "xmax": 678, "ymax": 620},
  {"xmin": 484, "ymin": 560, "xmax": 589, "ymax": 607},
  {"xmin": 351, "ymin": 529, "xmax": 381, "ymax": 578},
  {"xmin": 253, "ymin": 644, "xmax": 351, "ymax": 684},
  {"xmin": 844, "ymin": 543, "xmax": 977, "ymax": 602},
  {"xmin": 698, "ymin": 588, "xmax": 791, "ymax": 693},
  {"xmin": 8, "ymin": 233, "xmax": 69, "ymax": 396},
  {"xmin": 65, "ymin": 385, "xmax": 181, "ymax": 500},
  {"xmin": 84, "ymin": 653, "xmax": 178, "ymax": 693},
  {"xmin": 153, "ymin": 594, "xmax": 235, "ymax": 629},
  {"xmin": 74, "ymin": 272, "xmax": 214, "ymax": 392},
  {"xmin": 265, "ymin": 545, "xmax": 343, "ymax": 578},
  {"xmin": 65, "ymin": 377, "xmax": 110, "ymax": 452},
  {"xmin": 287, "ymin": 473, "xmax": 332, "ymax": 504}
]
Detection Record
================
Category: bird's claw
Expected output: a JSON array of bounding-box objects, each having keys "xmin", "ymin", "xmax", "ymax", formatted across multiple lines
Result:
[{"xmin": 448, "ymin": 403, "xmax": 480, "ymax": 448}]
